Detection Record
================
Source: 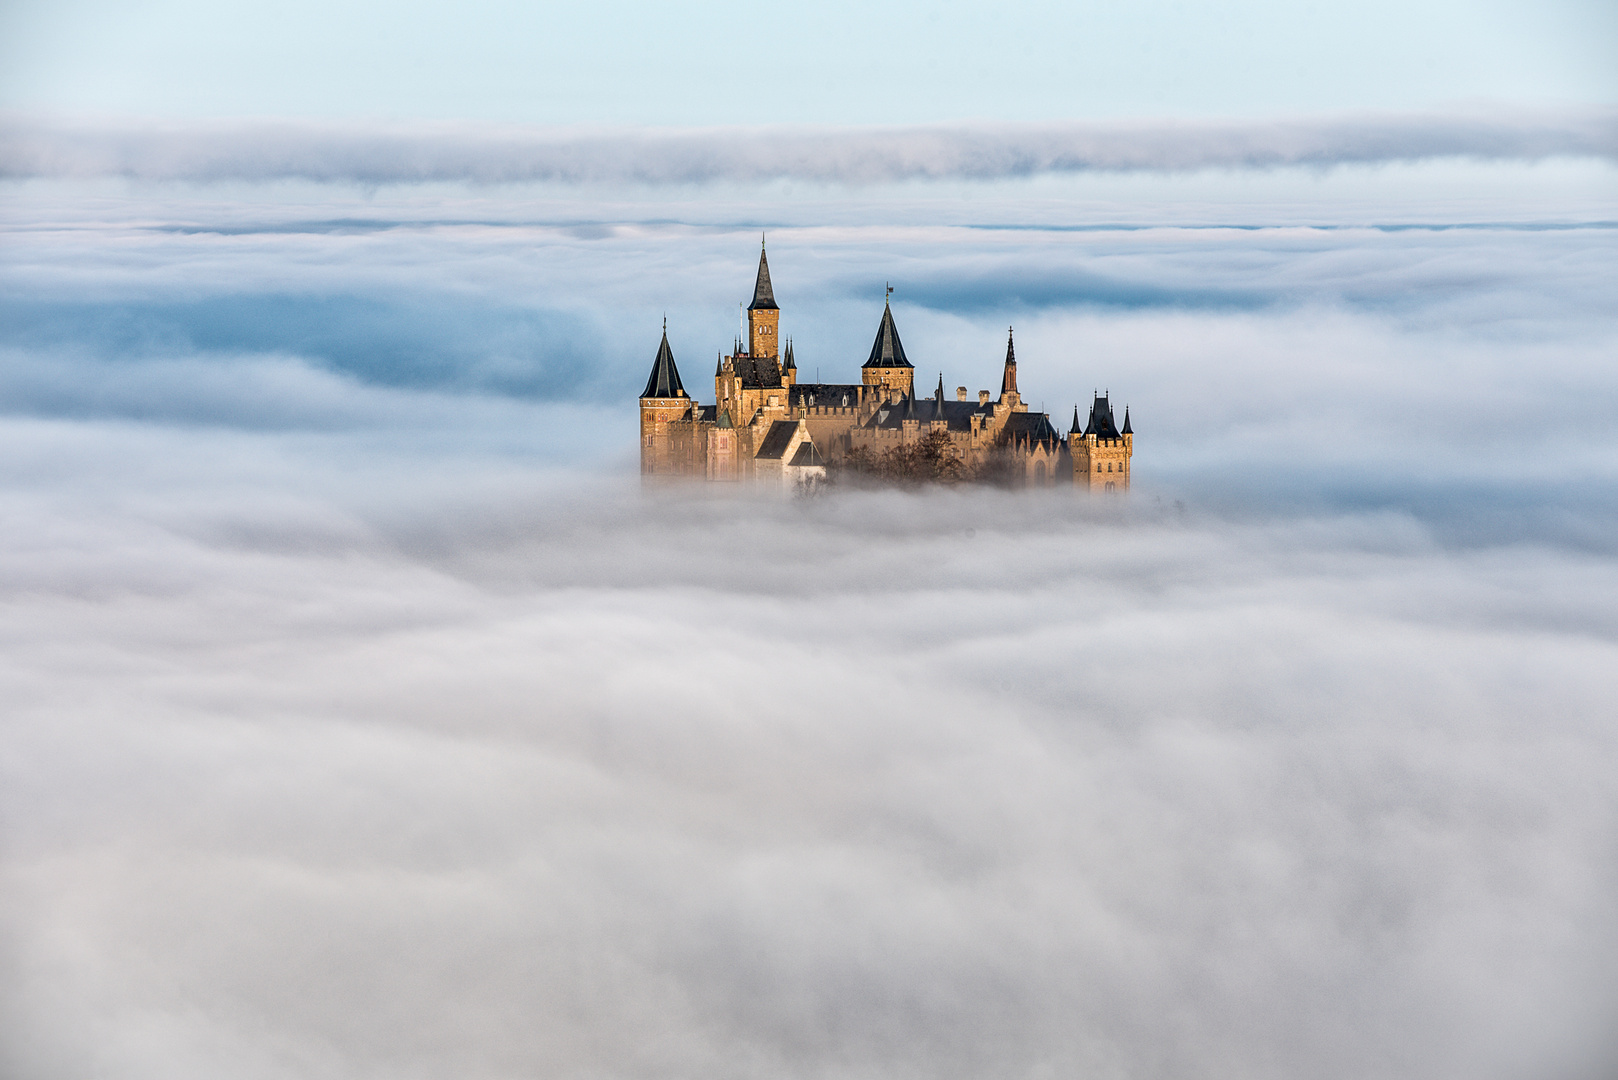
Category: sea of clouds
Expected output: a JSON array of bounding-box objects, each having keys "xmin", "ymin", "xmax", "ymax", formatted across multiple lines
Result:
[{"xmin": 2, "ymin": 134, "xmax": 1617, "ymax": 1079}]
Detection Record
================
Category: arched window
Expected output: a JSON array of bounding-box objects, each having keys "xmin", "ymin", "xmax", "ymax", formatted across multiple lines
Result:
[{"xmin": 1096, "ymin": 463, "xmax": 1102, "ymax": 472}]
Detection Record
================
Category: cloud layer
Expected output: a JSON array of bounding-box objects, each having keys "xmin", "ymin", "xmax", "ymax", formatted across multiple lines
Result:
[
  {"xmin": 4, "ymin": 109, "xmax": 1618, "ymax": 185},
  {"xmin": 2, "ymin": 449, "xmax": 1617, "ymax": 1080},
  {"xmin": 3, "ymin": 154, "xmax": 1617, "ymax": 1078}
]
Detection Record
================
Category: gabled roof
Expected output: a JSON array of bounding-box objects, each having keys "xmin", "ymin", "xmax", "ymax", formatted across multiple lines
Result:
[
  {"xmin": 749, "ymin": 241, "xmax": 778, "ymax": 311},
  {"xmin": 695, "ymin": 404, "xmax": 717, "ymax": 422},
  {"xmin": 1002, "ymin": 411, "xmax": 1063, "ymax": 450},
  {"xmin": 863, "ymin": 301, "xmax": 913, "ymax": 369},
  {"xmin": 640, "ymin": 325, "xmax": 686, "ymax": 399},
  {"xmin": 866, "ymin": 394, "xmax": 989, "ymax": 432},
  {"xmin": 1001, "ymin": 327, "xmax": 1019, "ymax": 395},
  {"xmin": 754, "ymin": 420, "xmax": 801, "ymax": 460},
  {"xmin": 788, "ymin": 442, "xmax": 826, "ymax": 468},
  {"xmin": 730, "ymin": 353, "xmax": 783, "ymax": 389},
  {"xmin": 1083, "ymin": 394, "xmax": 1120, "ymax": 438}
]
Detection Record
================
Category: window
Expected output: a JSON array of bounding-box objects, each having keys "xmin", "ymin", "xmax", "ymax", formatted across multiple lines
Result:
[{"xmin": 1096, "ymin": 463, "xmax": 1102, "ymax": 472}]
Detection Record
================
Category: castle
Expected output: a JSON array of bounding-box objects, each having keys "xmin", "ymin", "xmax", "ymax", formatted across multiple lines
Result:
[{"xmin": 639, "ymin": 243, "xmax": 1133, "ymax": 491}]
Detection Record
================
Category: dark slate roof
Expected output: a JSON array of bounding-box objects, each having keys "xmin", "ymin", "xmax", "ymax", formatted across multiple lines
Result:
[
  {"xmin": 695, "ymin": 404, "xmax": 717, "ymax": 422},
  {"xmin": 755, "ymin": 420, "xmax": 800, "ymax": 460},
  {"xmin": 731, "ymin": 352, "xmax": 783, "ymax": 389},
  {"xmin": 640, "ymin": 327, "xmax": 686, "ymax": 399},
  {"xmin": 788, "ymin": 442, "xmax": 825, "ymax": 468},
  {"xmin": 862, "ymin": 302, "xmax": 913, "ymax": 369},
  {"xmin": 1002, "ymin": 411, "xmax": 1063, "ymax": 449},
  {"xmin": 1001, "ymin": 327, "xmax": 1018, "ymax": 395},
  {"xmin": 1083, "ymin": 394, "xmax": 1120, "ymax": 438},
  {"xmin": 1069, "ymin": 405, "xmax": 1083, "ymax": 435},
  {"xmin": 1121, "ymin": 406, "xmax": 1133, "ymax": 434},
  {"xmin": 865, "ymin": 393, "xmax": 989, "ymax": 432},
  {"xmin": 782, "ymin": 339, "xmax": 796, "ymax": 370},
  {"xmin": 789, "ymin": 383, "xmax": 862, "ymax": 409},
  {"xmin": 749, "ymin": 243, "xmax": 778, "ymax": 310},
  {"xmin": 931, "ymin": 374, "xmax": 947, "ymax": 420}
]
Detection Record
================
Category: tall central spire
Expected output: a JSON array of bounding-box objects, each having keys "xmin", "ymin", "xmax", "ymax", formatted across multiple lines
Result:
[{"xmin": 749, "ymin": 235, "xmax": 778, "ymax": 311}]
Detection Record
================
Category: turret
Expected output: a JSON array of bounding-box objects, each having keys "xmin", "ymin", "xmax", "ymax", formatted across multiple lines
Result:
[
  {"xmin": 747, "ymin": 236, "xmax": 780, "ymax": 359},
  {"xmin": 861, "ymin": 291, "xmax": 916, "ymax": 399},
  {"xmin": 1073, "ymin": 392, "xmax": 1131, "ymax": 493},
  {"xmin": 640, "ymin": 322, "xmax": 691, "ymax": 479},
  {"xmin": 782, "ymin": 337, "xmax": 796, "ymax": 388}
]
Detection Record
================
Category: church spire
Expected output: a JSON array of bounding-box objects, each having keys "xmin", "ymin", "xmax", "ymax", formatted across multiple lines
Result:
[
  {"xmin": 640, "ymin": 321, "xmax": 685, "ymax": 399},
  {"xmin": 749, "ymin": 235, "xmax": 778, "ymax": 311},
  {"xmin": 1000, "ymin": 326, "xmax": 1018, "ymax": 395}
]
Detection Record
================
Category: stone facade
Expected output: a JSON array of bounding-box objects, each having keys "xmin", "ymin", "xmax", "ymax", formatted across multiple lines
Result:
[{"xmin": 638, "ymin": 245, "xmax": 1134, "ymax": 491}]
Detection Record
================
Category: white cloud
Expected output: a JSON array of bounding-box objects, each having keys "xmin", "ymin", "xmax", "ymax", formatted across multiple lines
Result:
[
  {"xmin": 3, "ymin": 110, "xmax": 1616, "ymax": 186},
  {"xmin": 2, "ymin": 459, "xmax": 1616, "ymax": 1079}
]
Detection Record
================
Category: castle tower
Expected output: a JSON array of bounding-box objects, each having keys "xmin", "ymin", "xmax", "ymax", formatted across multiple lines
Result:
[
  {"xmin": 1000, "ymin": 327, "xmax": 1020, "ymax": 406},
  {"xmin": 747, "ymin": 238, "xmax": 780, "ymax": 359},
  {"xmin": 1070, "ymin": 392, "xmax": 1132, "ymax": 492},
  {"xmin": 861, "ymin": 295, "xmax": 915, "ymax": 399},
  {"xmin": 639, "ymin": 322, "xmax": 690, "ymax": 478}
]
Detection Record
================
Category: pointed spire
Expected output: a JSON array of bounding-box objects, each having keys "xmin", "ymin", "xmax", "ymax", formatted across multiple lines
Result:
[
  {"xmin": 640, "ymin": 324, "xmax": 686, "ymax": 399},
  {"xmin": 715, "ymin": 352, "xmax": 724, "ymax": 377},
  {"xmin": 749, "ymin": 237, "xmax": 778, "ymax": 311},
  {"xmin": 1070, "ymin": 405, "xmax": 1083, "ymax": 435},
  {"xmin": 783, "ymin": 338, "xmax": 796, "ymax": 371},
  {"xmin": 862, "ymin": 299, "xmax": 913, "ymax": 369},
  {"xmin": 933, "ymin": 373, "xmax": 946, "ymax": 419},
  {"xmin": 1121, "ymin": 406, "xmax": 1132, "ymax": 435},
  {"xmin": 902, "ymin": 392, "xmax": 917, "ymax": 421},
  {"xmin": 1000, "ymin": 326, "xmax": 1019, "ymax": 395}
]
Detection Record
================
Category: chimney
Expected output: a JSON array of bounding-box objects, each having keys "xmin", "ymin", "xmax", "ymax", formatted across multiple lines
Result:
[
  {"xmin": 978, "ymin": 390, "xmax": 990, "ymax": 405},
  {"xmin": 956, "ymin": 386, "xmax": 968, "ymax": 401}
]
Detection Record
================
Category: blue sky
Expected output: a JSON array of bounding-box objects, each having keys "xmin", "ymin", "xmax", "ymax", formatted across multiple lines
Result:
[{"xmin": 3, "ymin": 0, "xmax": 1614, "ymax": 123}]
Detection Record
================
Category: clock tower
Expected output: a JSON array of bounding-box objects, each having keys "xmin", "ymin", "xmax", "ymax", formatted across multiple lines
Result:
[{"xmin": 747, "ymin": 237, "xmax": 779, "ymax": 359}]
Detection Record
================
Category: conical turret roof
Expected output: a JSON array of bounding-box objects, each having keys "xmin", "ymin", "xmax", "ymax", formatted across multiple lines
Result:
[
  {"xmin": 933, "ymin": 374, "xmax": 946, "ymax": 419},
  {"xmin": 1070, "ymin": 405, "xmax": 1083, "ymax": 435},
  {"xmin": 749, "ymin": 239, "xmax": 778, "ymax": 311},
  {"xmin": 863, "ymin": 301, "xmax": 913, "ymax": 369},
  {"xmin": 1121, "ymin": 406, "xmax": 1132, "ymax": 434},
  {"xmin": 640, "ymin": 323, "xmax": 686, "ymax": 399}
]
